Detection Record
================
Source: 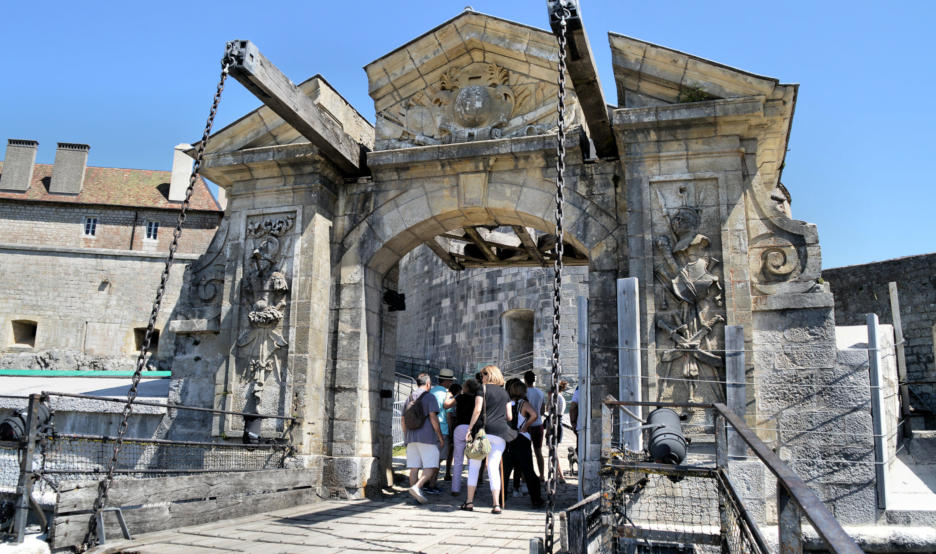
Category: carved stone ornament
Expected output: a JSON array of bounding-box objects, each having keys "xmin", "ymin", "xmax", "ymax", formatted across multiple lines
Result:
[
  {"xmin": 749, "ymin": 182, "xmax": 823, "ymax": 296},
  {"xmin": 168, "ymin": 218, "xmax": 229, "ymax": 334},
  {"xmin": 652, "ymin": 187, "xmax": 725, "ymax": 408},
  {"xmin": 236, "ymin": 214, "xmax": 294, "ymax": 408},
  {"xmin": 375, "ymin": 62, "xmax": 580, "ymax": 148}
]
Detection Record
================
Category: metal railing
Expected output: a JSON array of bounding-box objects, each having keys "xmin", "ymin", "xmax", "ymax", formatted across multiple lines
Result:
[
  {"xmin": 592, "ymin": 397, "xmax": 863, "ymax": 554},
  {"xmin": 1, "ymin": 392, "xmax": 294, "ymax": 544},
  {"xmin": 391, "ymin": 400, "xmax": 405, "ymax": 447}
]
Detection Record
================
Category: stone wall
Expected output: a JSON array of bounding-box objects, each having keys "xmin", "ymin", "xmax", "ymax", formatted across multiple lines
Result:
[
  {"xmin": 0, "ymin": 202, "xmax": 221, "ymax": 369},
  {"xmin": 0, "ymin": 246, "xmax": 194, "ymax": 369},
  {"xmin": 0, "ymin": 202, "xmax": 220, "ymax": 254},
  {"xmin": 824, "ymin": 253, "xmax": 936, "ymax": 414},
  {"xmin": 395, "ymin": 243, "xmax": 587, "ymax": 382}
]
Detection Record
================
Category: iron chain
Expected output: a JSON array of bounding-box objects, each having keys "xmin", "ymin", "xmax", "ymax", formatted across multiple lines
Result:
[
  {"xmin": 81, "ymin": 54, "xmax": 233, "ymax": 550},
  {"xmin": 545, "ymin": 3, "xmax": 570, "ymax": 552}
]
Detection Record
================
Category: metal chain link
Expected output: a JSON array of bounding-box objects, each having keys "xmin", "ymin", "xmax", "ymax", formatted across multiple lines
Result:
[
  {"xmin": 545, "ymin": 3, "xmax": 570, "ymax": 552},
  {"xmin": 81, "ymin": 52, "xmax": 233, "ymax": 550}
]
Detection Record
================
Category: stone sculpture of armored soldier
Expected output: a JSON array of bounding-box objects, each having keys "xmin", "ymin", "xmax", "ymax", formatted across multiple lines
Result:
[{"xmin": 653, "ymin": 202, "xmax": 725, "ymax": 409}]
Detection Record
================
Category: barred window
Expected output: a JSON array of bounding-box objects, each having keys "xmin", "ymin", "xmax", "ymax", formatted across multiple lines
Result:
[
  {"xmin": 145, "ymin": 220, "xmax": 159, "ymax": 240},
  {"xmin": 83, "ymin": 216, "xmax": 97, "ymax": 237}
]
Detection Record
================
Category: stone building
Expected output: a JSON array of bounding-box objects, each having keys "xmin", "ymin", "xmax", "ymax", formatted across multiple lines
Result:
[
  {"xmin": 160, "ymin": 7, "xmax": 846, "ymax": 508},
  {"xmin": 0, "ymin": 139, "xmax": 222, "ymax": 371},
  {"xmin": 824, "ymin": 252, "xmax": 936, "ymax": 421}
]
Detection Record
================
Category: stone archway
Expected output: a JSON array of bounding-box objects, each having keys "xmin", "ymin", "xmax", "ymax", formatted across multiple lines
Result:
[{"xmin": 325, "ymin": 161, "xmax": 626, "ymax": 491}]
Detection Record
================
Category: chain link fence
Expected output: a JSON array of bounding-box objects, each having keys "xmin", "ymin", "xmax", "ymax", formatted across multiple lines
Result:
[{"xmin": 1, "ymin": 392, "xmax": 294, "ymax": 543}]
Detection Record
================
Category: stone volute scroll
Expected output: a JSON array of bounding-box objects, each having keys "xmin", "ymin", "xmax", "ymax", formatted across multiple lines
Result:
[
  {"xmin": 651, "ymin": 185, "xmax": 726, "ymax": 411},
  {"xmin": 168, "ymin": 217, "xmax": 229, "ymax": 335},
  {"xmin": 747, "ymin": 181, "xmax": 825, "ymax": 298},
  {"xmin": 235, "ymin": 213, "xmax": 295, "ymax": 421}
]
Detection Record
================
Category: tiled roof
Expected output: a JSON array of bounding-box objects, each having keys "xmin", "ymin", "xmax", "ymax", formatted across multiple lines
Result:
[{"xmin": 0, "ymin": 163, "xmax": 221, "ymax": 212}]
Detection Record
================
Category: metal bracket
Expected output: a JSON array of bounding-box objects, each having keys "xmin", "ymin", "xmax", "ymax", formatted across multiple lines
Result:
[
  {"xmin": 547, "ymin": 0, "xmax": 582, "ymax": 34},
  {"xmin": 96, "ymin": 507, "xmax": 132, "ymax": 544}
]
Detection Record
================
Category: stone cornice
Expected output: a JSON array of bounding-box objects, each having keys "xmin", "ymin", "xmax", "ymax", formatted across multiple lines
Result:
[
  {"xmin": 0, "ymin": 242, "xmax": 201, "ymax": 261},
  {"xmin": 200, "ymin": 143, "xmax": 343, "ymax": 188},
  {"xmin": 366, "ymin": 130, "xmax": 583, "ymax": 171},
  {"xmin": 612, "ymin": 96, "xmax": 766, "ymax": 130}
]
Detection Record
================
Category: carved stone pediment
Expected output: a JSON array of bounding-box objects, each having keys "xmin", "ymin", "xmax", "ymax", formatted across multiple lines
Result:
[{"xmin": 366, "ymin": 11, "xmax": 583, "ymax": 150}]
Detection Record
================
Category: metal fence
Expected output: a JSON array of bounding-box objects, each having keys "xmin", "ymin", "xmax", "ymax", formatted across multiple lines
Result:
[
  {"xmin": 591, "ymin": 398, "xmax": 862, "ymax": 554},
  {"xmin": 1, "ymin": 392, "xmax": 293, "ymax": 544},
  {"xmin": 392, "ymin": 400, "xmax": 405, "ymax": 447}
]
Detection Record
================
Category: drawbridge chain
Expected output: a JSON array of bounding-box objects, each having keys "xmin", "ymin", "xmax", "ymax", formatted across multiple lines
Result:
[
  {"xmin": 80, "ymin": 47, "xmax": 235, "ymax": 550},
  {"xmin": 545, "ymin": 1, "xmax": 571, "ymax": 552}
]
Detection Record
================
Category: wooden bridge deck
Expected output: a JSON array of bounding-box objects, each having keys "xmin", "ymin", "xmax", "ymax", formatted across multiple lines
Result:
[{"xmin": 96, "ymin": 445, "xmax": 581, "ymax": 553}]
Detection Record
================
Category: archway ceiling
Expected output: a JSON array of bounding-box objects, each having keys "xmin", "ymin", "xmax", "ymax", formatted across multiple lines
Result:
[{"xmin": 427, "ymin": 224, "xmax": 587, "ymax": 271}]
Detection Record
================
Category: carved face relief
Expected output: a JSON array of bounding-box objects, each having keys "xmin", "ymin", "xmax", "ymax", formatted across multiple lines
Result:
[{"xmin": 670, "ymin": 207, "xmax": 701, "ymax": 238}]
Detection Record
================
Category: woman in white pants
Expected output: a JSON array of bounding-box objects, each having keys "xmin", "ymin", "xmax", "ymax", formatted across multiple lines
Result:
[
  {"xmin": 450, "ymin": 378, "xmax": 480, "ymax": 494},
  {"xmin": 462, "ymin": 365, "xmax": 516, "ymax": 514}
]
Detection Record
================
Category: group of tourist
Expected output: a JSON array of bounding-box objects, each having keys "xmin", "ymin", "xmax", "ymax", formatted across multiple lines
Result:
[{"xmin": 401, "ymin": 366, "xmax": 569, "ymax": 514}]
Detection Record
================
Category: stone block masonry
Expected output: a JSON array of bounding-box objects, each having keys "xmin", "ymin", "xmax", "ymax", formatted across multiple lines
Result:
[
  {"xmin": 0, "ymin": 247, "xmax": 193, "ymax": 370},
  {"xmin": 395, "ymin": 243, "xmax": 587, "ymax": 381},
  {"xmin": 0, "ymin": 202, "xmax": 220, "ymax": 254},
  {"xmin": 824, "ymin": 253, "xmax": 936, "ymax": 415}
]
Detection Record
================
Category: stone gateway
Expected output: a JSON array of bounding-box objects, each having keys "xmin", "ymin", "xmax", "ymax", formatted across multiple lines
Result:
[{"xmin": 159, "ymin": 7, "xmax": 870, "ymax": 527}]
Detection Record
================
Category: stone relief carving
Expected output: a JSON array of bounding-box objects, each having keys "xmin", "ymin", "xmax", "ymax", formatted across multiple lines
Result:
[
  {"xmin": 169, "ymin": 218, "xmax": 229, "ymax": 332},
  {"xmin": 652, "ymin": 186, "xmax": 725, "ymax": 408},
  {"xmin": 748, "ymin": 182, "xmax": 824, "ymax": 296},
  {"xmin": 236, "ymin": 213, "xmax": 294, "ymax": 409},
  {"xmin": 376, "ymin": 62, "xmax": 580, "ymax": 148}
]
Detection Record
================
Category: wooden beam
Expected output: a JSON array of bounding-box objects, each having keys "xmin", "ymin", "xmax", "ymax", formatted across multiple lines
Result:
[
  {"xmin": 512, "ymin": 225, "xmax": 546, "ymax": 266},
  {"xmin": 463, "ymin": 227, "xmax": 498, "ymax": 262},
  {"xmin": 548, "ymin": 1, "xmax": 617, "ymax": 158},
  {"xmin": 225, "ymin": 40, "xmax": 366, "ymax": 174},
  {"xmin": 456, "ymin": 257, "xmax": 588, "ymax": 269},
  {"xmin": 424, "ymin": 238, "xmax": 464, "ymax": 271}
]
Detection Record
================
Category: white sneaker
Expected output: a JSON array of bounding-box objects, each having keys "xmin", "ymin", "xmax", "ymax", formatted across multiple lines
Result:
[
  {"xmin": 520, "ymin": 483, "xmax": 529, "ymax": 495},
  {"xmin": 409, "ymin": 486, "xmax": 427, "ymax": 504},
  {"xmin": 512, "ymin": 489, "xmax": 521, "ymax": 498}
]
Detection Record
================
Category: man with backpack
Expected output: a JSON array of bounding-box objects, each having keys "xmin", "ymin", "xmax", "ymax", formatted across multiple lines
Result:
[{"xmin": 402, "ymin": 372, "xmax": 444, "ymax": 504}]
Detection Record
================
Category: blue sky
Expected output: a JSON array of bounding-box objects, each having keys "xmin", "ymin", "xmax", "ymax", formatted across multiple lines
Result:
[{"xmin": 1, "ymin": 1, "xmax": 933, "ymax": 268}]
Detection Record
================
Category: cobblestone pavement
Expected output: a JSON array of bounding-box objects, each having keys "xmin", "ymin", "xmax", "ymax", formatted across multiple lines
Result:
[{"xmin": 98, "ymin": 438, "xmax": 582, "ymax": 553}]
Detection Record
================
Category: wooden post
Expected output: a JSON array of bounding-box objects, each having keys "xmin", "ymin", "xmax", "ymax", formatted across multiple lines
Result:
[
  {"xmin": 866, "ymin": 313, "xmax": 888, "ymax": 510},
  {"xmin": 13, "ymin": 393, "xmax": 41, "ymax": 543},
  {"xmin": 888, "ymin": 282, "xmax": 912, "ymax": 439},
  {"xmin": 616, "ymin": 278, "xmax": 641, "ymax": 452},
  {"xmin": 777, "ymin": 482, "xmax": 803, "ymax": 554},
  {"xmin": 725, "ymin": 325, "xmax": 746, "ymax": 459},
  {"xmin": 577, "ymin": 295, "xmax": 589, "ymax": 502}
]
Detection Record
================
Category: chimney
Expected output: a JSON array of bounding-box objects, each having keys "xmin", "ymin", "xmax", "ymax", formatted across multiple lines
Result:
[
  {"xmin": 0, "ymin": 139, "xmax": 39, "ymax": 192},
  {"xmin": 169, "ymin": 143, "xmax": 193, "ymax": 202},
  {"xmin": 49, "ymin": 142, "xmax": 90, "ymax": 195}
]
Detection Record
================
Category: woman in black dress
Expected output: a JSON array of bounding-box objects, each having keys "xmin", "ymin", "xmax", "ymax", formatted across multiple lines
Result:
[{"xmin": 503, "ymin": 379, "xmax": 544, "ymax": 507}]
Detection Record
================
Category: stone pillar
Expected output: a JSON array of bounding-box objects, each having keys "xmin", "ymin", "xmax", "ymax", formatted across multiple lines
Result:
[{"xmin": 165, "ymin": 146, "xmax": 340, "ymax": 471}]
